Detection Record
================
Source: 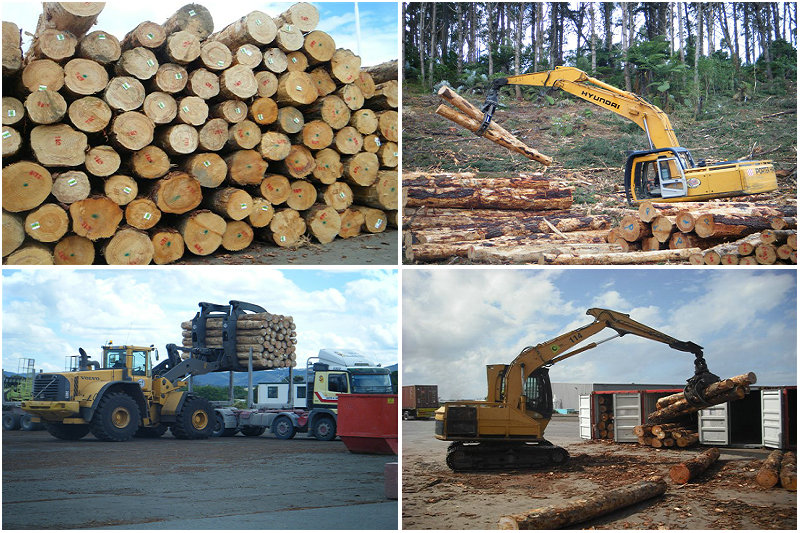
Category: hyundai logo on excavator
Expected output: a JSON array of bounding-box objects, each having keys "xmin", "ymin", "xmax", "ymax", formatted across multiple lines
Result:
[{"xmin": 580, "ymin": 89, "xmax": 621, "ymax": 110}]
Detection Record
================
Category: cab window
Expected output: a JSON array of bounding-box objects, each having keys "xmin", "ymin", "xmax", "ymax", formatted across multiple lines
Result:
[
  {"xmin": 132, "ymin": 350, "xmax": 148, "ymax": 375},
  {"xmin": 328, "ymin": 373, "xmax": 348, "ymax": 393},
  {"xmin": 106, "ymin": 350, "xmax": 125, "ymax": 368}
]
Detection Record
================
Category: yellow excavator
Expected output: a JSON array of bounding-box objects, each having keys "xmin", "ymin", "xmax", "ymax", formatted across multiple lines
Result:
[
  {"xmin": 434, "ymin": 308, "xmax": 720, "ymax": 470},
  {"xmin": 479, "ymin": 66, "xmax": 777, "ymax": 204}
]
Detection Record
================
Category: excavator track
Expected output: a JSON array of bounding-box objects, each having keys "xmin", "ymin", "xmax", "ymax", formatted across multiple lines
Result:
[{"xmin": 446, "ymin": 440, "xmax": 569, "ymax": 471}]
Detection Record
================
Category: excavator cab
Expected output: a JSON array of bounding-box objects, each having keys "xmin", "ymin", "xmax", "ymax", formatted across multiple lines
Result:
[{"xmin": 626, "ymin": 148, "xmax": 693, "ymax": 202}]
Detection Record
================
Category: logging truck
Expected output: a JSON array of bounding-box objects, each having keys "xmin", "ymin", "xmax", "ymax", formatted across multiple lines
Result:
[
  {"xmin": 435, "ymin": 308, "xmax": 720, "ymax": 470},
  {"xmin": 212, "ymin": 349, "xmax": 394, "ymax": 440},
  {"xmin": 454, "ymin": 66, "xmax": 777, "ymax": 204}
]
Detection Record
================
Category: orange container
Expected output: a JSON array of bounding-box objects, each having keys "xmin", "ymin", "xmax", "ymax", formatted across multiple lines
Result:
[{"xmin": 337, "ymin": 394, "xmax": 398, "ymax": 454}]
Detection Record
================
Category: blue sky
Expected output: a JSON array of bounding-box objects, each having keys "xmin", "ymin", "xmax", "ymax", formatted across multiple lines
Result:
[
  {"xmin": 403, "ymin": 269, "xmax": 797, "ymax": 400},
  {"xmin": 1, "ymin": 1, "xmax": 397, "ymax": 66},
  {"xmin": 2, "ymin": 268, "xmax": 398, "ymax": 373}
]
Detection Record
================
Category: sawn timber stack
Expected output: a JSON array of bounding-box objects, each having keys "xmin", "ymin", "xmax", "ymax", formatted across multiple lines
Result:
[{"xmin": 2, "ymin": 2, "xmax": 398, "ymax": 265}]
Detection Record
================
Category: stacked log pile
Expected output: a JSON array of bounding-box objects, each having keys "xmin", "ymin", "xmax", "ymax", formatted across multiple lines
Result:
[
  {"xmin": 607, "ymin": 201, "xmax": 797, "ymax": 265},
  {"xmin": 180, "ymin": 312, "xmax": 296, "ymax": 369},
  {"xmin": 635, "ymin": 420, "xmax": 698, "ymax": 449},
  {"xmin": 2, "ymin": 2, "xmax": 398, "ymax": 265},
  {"xmin": 594, "ymin": 395, "xmax": 615, "ymax": 439},
  {"xmin": 402, "ymin": 171, "xmax": 633, "ymax": 264},
  {"xmin": 756, "ymin": 450, "xmax": 796, "ymax": 491}
]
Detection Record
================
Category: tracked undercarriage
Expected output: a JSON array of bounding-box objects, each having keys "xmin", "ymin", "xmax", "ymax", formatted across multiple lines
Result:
[{"xmin": 445, "ymin": 440, "xmax": 569, "ymax": 471}]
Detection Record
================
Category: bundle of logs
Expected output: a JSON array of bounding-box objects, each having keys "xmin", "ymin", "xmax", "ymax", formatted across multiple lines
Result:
[
  {"xmin": 756, "ymin": 450, "xmax": 796, "ymax": 491},
  {"xmin": 607, "ymin": 201, "xmax": 797, "ymax": 265},
  {"xmin": 635, "ymin": 420, "xmax": 698, "ymax": 449},
  {"xmin": 2, "ymin": 2, "xmax": 398, "ymax": 265},
  {"xmin": 594, "ymin": 395, "xmax": 615, "ymax": 439},
  {"xmin": 180, "ymin": 312, "xmax": 296, "ymax": 369},
  {"xmin": 648, "ymin": 372, "xmax": 757, "ymax": 424},
  {"xmin": 402, "ymin": 171, "xmax": 637, "ymax": 264}
]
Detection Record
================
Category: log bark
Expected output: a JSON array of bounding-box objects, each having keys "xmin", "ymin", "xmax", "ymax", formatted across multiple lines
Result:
[
  {"xmin": 497, "ymin": 477, "xmax": 667, "ymax": 529},
  {"xmin": 693, "ymin": 213, "xmax": 774, "ymax": 238},
  {"xmin": 207, "ymin": 187, "xmax": 253, "ymax": 220},
  {"xmin": 780, "ymin": 451, "xmax": 796, "ymax": 491},
  {"xmin": 3, "ymin": 21, "xmax": 22, "ymax": 76},
  {"xmin": 669, "ymin": 447, "xmax": 720, "ymax": 484},
  {"xmin": 351, "ymin": 171, "xmax": 397, "ymax": 210},
  {"xmin": 404, "ymin": 186, "xmax": 573, "ymax": 211},
  {"xmin": 2, "ymin": 212, "xmax": 25, "ymax": 257},
  {"xmin": 208, "ymin": 11, "xmax": 276, "ymax": 49},
  {"xmin": 362, "ymin": 60, "xmax": 398, "ymax": 84},
  {"xmin": 543, "ymin": 248, "xmax": 702, "ymax": 265},
  {"xmin": 757, "ymin": 450, "xmax": 784, "ymax": 488}
]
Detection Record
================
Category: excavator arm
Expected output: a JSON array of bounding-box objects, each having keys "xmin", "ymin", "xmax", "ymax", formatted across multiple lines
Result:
[
  {"xmin": 503, "ymin": 308, "xmax": 718, "ymax": 409},
  {"xmin": 482, "ymin": 66, "xmax": 680, "ymax": 149}
]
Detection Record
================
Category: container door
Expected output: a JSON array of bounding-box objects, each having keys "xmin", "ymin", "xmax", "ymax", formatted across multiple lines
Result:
[
  {"xmin": 578, "ymin": 395, "xmax": 592, "ymax": 440},
  {"xmin": 698, "ymin": 403, "xmax": 729, "ymax": 445},
  {"xmin": 762, "ymin": 389, "xmax": 783, "ymax": 449},
  {"xmin": 613, "ymin": 393, "xmax": 641, "ymax": 443}
]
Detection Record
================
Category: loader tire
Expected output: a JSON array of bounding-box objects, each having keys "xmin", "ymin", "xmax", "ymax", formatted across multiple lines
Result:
[
  {"xmin": 171, "ymin": 395, "xmax": 213, "ymax": 440},
  {"xmin": 90, "ymin": 392, "xmax": 140, "ymax": 442},
  {"xmin": 45, "ymin": 422, "xmax": 90, "ymax": 440}
]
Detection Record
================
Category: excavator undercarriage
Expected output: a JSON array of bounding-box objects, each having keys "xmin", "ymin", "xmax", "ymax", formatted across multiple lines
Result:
[{"xmin": 446, "ymin": 440, "xmax": 569, "ymax": 471}]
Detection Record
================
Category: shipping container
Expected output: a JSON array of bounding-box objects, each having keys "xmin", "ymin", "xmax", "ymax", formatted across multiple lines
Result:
[{"xmin": 402, "ymin": 385, "xmax": 438, "ymax": 420}]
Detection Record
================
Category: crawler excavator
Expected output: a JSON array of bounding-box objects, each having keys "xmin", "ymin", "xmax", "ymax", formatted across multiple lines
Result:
[
  {"xmin": 478, "ymin": 66, "xmax": 777, "ymax": 204},
  {"xmin": 434, "ymin": 308, "xmax": 720, "ymax": 470}
]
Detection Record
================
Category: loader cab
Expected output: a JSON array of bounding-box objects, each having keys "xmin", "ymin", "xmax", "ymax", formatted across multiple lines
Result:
[
  {"xmin": 522, "ymin": 367, "xmax": 553, "ymax": 419},
  {"xmin": 101, "ymin": 345, "xmax": 153, "ymax": 378}
]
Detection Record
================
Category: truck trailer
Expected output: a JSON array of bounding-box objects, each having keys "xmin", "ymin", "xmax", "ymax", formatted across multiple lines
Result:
[
  {"xmin": 213, "ymin": 349, "xmax": 394, "ymax": 440},
  {"xmin": 402, "ymin": 385, "xmax": 439, "ymax": 420}
]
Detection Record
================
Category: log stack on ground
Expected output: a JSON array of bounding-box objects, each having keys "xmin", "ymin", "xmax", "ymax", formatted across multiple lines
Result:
[
  {"xmin": 780, "ymin": 451, "xmax": 796, "ymax": 491},
  {"xmin": 757, "ymin": 449, "xmax": 784, "ymax": 488},
  {"xmin": 180, "ymin": 311, "xmax": 297, "ymax": 369},
  {"xmin": 2, "ymin": 2, "xmax": 398, "ymax": 264},
  {"xmin": 669, "ymin": 447, "xmax": 720, "ymax": 484},
  {"xmin": 497, "ymin": 476, "xmax": 667, "ymax": 529},
  {"xmin": 608, "ymin": 201, "xmax": 797, "ymax": 265},
  {"xmin": 635, "ymin": 420, "xmax": 698, "ymax": 449}
]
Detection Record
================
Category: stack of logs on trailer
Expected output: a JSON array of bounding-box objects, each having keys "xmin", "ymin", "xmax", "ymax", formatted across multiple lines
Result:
[
  {"xmin": 180, "ymin": 311, "xmax": 297, "ymax": 369},
  {"xmin": 634, "ymin": 373, "xmax": 756, "ymax": 449},
  {"xmin": 2, "ymin": 2, "xmax": 398, "ymax": 265},
  {"xmin": 608, "ymin": 201, "xmax": 797, "ymax": 265}
]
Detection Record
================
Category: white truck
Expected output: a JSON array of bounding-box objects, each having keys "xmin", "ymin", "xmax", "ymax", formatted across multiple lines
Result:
[{"xmin": 213, "ymin": 349, "xmax": 394, "ymax": 440}]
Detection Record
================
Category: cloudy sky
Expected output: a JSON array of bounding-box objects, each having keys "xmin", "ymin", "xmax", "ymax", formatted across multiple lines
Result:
[
  {"xmin": 1, "ymin": 1, "xmax": 397, "ymax": 66},
  {"xmin": 2, "ymin": 268, "xmax": 398, "ymax": 373},
  {"xmin": 403, "ymin": 269, "xmax": 797, "ymax": 401}
]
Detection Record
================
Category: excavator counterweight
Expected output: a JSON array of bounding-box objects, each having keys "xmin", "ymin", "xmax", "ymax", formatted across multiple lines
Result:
[{"xmin": 477, "ymin": 66, "xmax": 777, "ymax": 205}]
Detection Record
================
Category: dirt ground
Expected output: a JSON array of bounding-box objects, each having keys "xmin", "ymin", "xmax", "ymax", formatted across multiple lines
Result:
[
  {"xmin": 175, "ymin": 230, "xmax": 398, "ymax": 265},
  {"xmin": 402, "ymin": 418, "xmax": 796, "ymax": 530},
  {"xmin": 3, "ymin": 429, "xmax": 397, "ymax": 530}
]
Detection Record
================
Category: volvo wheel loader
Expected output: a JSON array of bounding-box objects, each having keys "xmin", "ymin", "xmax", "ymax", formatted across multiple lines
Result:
[
  {"xmin": 434, "ymin": 308, "xmax": 719, "ymax": 470},
  {"xmin": 479, "ymin": 66, "xmax": 777, "ymax": 204},
  {"xmin": 21, "ymin": 300, "xmax": 268, "ymax": 442}
]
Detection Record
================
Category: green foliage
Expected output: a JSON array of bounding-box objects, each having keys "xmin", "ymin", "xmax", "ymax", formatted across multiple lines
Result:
[
  {"xmin": 191, "ymin": 385, "xmax": 248, "ymax": 402},
  {"xmin": 572, "ymin": 187, "xmax": 599, "ymax": 205}
]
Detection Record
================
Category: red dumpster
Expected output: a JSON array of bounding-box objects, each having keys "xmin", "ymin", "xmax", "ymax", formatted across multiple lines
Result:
[{"xmin": 337, "ymin": 394, "xmax": 398, "ymax": 454}]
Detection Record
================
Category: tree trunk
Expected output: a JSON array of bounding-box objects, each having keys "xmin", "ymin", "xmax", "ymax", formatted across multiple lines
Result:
[
  {"xmin": 103, "ymin": 227, "xmax": 154, "ymax": 265},
  {"xmin": 304, "ymin": 204, "xmax": 341, "ymax": 244},
  {"xmin": 38, "ymin": 1, "xmax": 105, "ymax": 39},
  {"xmin": 780, "ymin": 452, "xmax": 797, "ymax": 491},
  {"xmin": 497, "ymin": 477, "xmax": 667, "ymax": 529},
  {"xmin": 221, "ymin": 220, "xmax": 254, "ymax": 251},
  {"xmin": 69, "ymin": 196, "xmax": 123, "ymax": 240},
  {"xmin": 405, "ymin": 186, "xmax": 572, "ymax": 211},
  {"xmin": 669, "ymin": 448, "xmax": 720, "ymax": 484},
  {"xmin": 150, "ymin": 227, "xmax": 184, "ymax": 264},
  {"xmin": 757, "ymin": 450, "xmax": 784, "ymax": 488},
  {"xmin": 69, "ymin": 96, "xmax": 112, "ymax": 132},
  {"xmin": 179, "ymin": 210, "xmax": 226, "ymax": 256}
]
